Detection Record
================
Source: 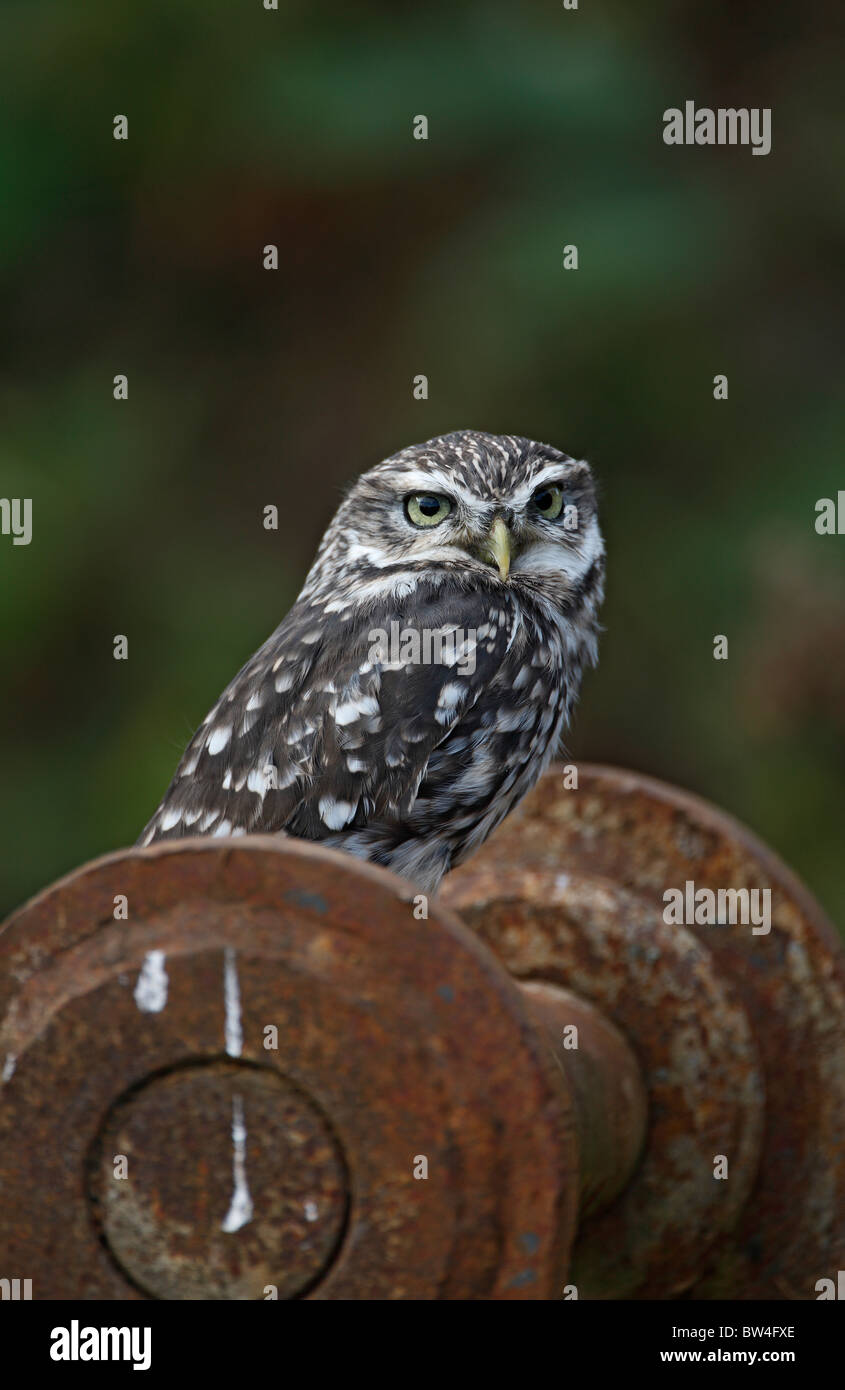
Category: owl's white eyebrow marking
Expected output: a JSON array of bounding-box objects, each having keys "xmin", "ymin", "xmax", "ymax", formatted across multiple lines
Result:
[
  {"xmin": 207, "ymin": 725, "xmax": 232, "ymax": 755},
  {"xmin": 388, "ymin": 466, "xmax": 458, "ymax": 495},
  {"xmin": 318, "ymin": 796, "xmax": 358, "ymax": 829}
]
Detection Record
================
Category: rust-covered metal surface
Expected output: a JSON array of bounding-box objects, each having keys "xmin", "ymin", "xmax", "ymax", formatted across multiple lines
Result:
[
  {"xmin": 0, "ymin": 837, "xmax": 578, "ymax": 1300},
  {"xmin": 520, "ymin": 981, "xmax": 648, "ymax": 1220},
  {"xmin": 444, "ymin": 864, "xmax": 765, "ymax": 1298},
  {"xmin": 443, "ymin": 763, "xmax": 845, "ymax": 1299}
]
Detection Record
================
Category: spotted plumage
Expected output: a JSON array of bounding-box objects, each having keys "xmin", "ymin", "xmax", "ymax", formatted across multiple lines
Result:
[{"xmin": 139, "ymin": 430, "xmax": 604, "ymax": 892}]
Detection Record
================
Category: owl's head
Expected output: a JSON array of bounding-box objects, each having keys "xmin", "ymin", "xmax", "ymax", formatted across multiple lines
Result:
[{"xmin": 307, "ymin": 430, "xmax": 604, "ymax": 613}]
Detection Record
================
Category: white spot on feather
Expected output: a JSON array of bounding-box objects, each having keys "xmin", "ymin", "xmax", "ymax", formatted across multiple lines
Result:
[
  {"xmin": 335, "ymin": 695, "xmax": 379, "ymax": 725},
  {"xmin": 248, "ymin": 763, "xmax": 279, "ymax": 795},
  {"xmin": 208, "ymin": 725, "xmax": 231, "ymax": 755},
  {"xmin": 318, "ymin": 797, "xmax": 357, "ymax": 829},
  {"xmin": 437, "ymin": 682, "xmax": 466, "ymax": 709}
]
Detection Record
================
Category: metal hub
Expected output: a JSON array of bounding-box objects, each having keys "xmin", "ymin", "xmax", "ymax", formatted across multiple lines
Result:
[{"xmin": 91, "ymin": 1060, "xmax": 348, "ymax": 1300}]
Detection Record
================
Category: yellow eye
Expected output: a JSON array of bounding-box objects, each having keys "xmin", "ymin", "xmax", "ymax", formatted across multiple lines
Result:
[
  {"xmin": 532, "ymin": 484, "xmax": 565, "ymax": 520},
  {"xmin": 405, "ymin": 493, "xmax": 452, "ymax": 527}
]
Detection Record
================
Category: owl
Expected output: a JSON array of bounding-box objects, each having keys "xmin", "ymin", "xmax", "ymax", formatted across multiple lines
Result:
[{"xmin": 139, "ymin": 431, "xmax": 604, "ymax": 893}]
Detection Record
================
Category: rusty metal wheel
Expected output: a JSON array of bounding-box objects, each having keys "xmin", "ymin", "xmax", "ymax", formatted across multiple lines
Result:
[
  {"xmin": 443, "ymin": 763, "xmax": 845, "ymax": 1299},
  {"xmin": 0, "ymin": 836, "xmax": 577, "ymax": 1299}
]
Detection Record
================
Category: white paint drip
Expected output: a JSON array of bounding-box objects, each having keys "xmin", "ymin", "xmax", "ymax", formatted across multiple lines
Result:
[
  {"xmin": 2, "ymin": 1054, "xmax": 16, "ymax": 1083},
  {"xmin": 221, "ymin": 1094, "xmax": 254, "ymax": 1233},
  {"xmin": 134, "ymin": 951, "xmax": 168, "ymax": 1013},
  {"xmin": 223, "ymin": 947, "xmax": 242, "ymax": 1057}
]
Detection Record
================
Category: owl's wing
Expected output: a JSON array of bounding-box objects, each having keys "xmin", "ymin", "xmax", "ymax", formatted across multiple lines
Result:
[{"xmin": 139, "ymin": 582, "xmax": 516, "ymax": 845}]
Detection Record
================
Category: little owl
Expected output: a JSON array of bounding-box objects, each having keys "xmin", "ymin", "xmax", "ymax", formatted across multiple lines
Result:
[{"xmin": 139, "ymin": 430, "xmax": 604, "ymax": 892}]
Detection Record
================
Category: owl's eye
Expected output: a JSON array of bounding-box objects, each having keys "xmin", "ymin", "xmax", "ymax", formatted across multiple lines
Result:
[
  {"xmin": 405, "ymin": 493, "xmax": 452, "ymax": 527},
  {"xmin": 532, "ymin": 483, "xmax": 565, "ymax": 520}
]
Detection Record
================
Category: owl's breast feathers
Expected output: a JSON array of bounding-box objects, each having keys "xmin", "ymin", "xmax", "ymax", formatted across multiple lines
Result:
[{"xmin": 138, "ymin": 575, "xmax": 591, "ymax": 888}]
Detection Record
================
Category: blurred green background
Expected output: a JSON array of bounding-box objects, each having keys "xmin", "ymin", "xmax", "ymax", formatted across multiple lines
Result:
[{"xmin": 1, "ymin": 0, "xmax": 843, "ymax": 925}]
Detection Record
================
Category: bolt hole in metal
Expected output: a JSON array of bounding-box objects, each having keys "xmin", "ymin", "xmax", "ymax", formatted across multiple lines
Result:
[{"xmin": 86, "ymin": 1057, "xmax": 350, "ymax": 1300}]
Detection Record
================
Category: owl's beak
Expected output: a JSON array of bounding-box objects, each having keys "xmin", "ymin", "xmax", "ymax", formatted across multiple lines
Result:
[{"xmin": 486, "ymin": 517, "xmax": 511, "ymax": 580}]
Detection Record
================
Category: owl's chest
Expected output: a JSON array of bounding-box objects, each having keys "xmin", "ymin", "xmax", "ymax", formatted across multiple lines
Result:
[
  {"xmin": 477, "ymin": 619, "xmax": 570, "ymax": 768},
  {"xmin": 418, "ymin": 610, "xmax": 570, "ymax": 823}
]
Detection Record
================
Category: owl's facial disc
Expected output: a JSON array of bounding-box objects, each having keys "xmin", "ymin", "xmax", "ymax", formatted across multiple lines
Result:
[
  {"xmin": 395, "ymin": 478, "xmax": 583, "ymax": 584},
  {"xmin": 339, "ymin": 437, "xmax": 599, "ymax": 600}
]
